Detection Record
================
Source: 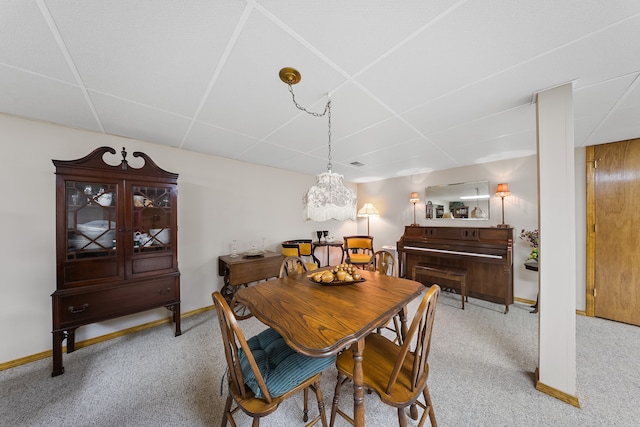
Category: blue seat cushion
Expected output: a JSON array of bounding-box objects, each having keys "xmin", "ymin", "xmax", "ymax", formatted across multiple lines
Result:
[{"xmin": 238, "ymin": 328, "xmax": 336, "ymax": 398}]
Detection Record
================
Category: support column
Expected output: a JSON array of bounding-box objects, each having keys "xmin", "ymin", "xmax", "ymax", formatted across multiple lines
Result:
[{"xmin": 535, "ymin": 83, "xmax": 579, "ymax": 406}]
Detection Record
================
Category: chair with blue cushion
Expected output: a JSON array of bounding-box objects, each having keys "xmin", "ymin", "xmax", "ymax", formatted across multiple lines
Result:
[{"xmin": 212, "ymin": 291, "xmax": 334, "ymax": 426}]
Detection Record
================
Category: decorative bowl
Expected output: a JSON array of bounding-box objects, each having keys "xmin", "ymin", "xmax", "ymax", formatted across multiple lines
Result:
[
  {"xmin": 72, "ymin": 220, "xmax": 116, "ymax": 250},
  {"xmin": 149, "ymin": 228, "xmax": 170, "ymax": 245},
  {"xmin": 96, "ymin": 192, "xmax": 112, "ymax": 206}
]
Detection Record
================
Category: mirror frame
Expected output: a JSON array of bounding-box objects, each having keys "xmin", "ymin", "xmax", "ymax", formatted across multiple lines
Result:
[{"xmin": 425, "ymin": 180, "xmax": 490, "ymax": 220}]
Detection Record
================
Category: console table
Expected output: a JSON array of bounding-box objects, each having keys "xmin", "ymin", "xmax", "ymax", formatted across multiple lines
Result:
[
  {"xmin": 217, "ymin": 251, "xmax": 283, "ymax": 318},
  {"xmin": 312, "ymin": 241, "xmax": 344, "ymax": 267},
  {"xmin": 524, "ymin": 260, "xmax": 539, "ymax": 313}
]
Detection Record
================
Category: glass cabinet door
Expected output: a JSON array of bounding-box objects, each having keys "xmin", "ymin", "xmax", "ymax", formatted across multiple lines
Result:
[
  {"xmin": 66, "ymin": 181, "xmax": 117, "ymax": 259},
  {"xmin": 132, "ymin": 185, "xmax": 172, "ymax": 253}
]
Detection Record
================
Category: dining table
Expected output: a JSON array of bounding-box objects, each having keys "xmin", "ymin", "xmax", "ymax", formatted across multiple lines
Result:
[{"xmin": 235, "ymin": 267, "xmax": 424, "ymax": 427}]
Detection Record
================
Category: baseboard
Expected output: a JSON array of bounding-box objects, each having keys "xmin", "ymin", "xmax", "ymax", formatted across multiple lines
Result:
[
  {"xmin": 534, "ymin": 368, "xmax": 581, "ymax": 408},
  {"xmin": 514, "ymin": 297, "xmax": 588, "ymax": 317},
  {"xmin": 514, "ymin": 297, "xmax": 536, "ymax": 306},
  {"xmin": 0, "ymin": 305, "xmax": 214, "ymax": 372}
]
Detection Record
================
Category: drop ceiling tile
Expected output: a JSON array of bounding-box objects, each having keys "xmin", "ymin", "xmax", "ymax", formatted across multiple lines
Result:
[
  {"xmin": 573, "ymin": 73, "xmax": 639, "ymax": 146},
  {"xmin": 0, "ymin": 66, "xmax": 100, "ymax": 131},
  {"xmin": 272, "ymin": 152, "xmax": 332, "ymax": 177},
  {"xmin": 182, "ymin": 121, "xmax": 260, "ymax": 159},
  {"xmin": 257, "ymin": 0, "xmax": 464, "ymax": 75},
  {"xmin": 589, "ymin": 103, "xmax": 640, "ymax": 145},
  {"xmin": 45, "ymin": 0, "xmax": 246, "ymax": 116},
  {"xmin": 2, "ymin": 1, "xmax": 640, "ymax": 182},
  {"xmin": 428, "ymin": 104, "xmax": 536, "ymax": 150},
  {"xmin": 326, "ymin": 82, "xmax": 393, "ymax": 137},
  {"xmin": 197, "ymin": 10, "xmax": 345, "ymax": 138},
  {"xmin": 0, "ymin": 1, "xmax": 76, "ymax": 83},
  {"xmin": 266, "ymin": 113, "xmax": 330, "ymax": 153},
  {"xmin": 351, "ymin": 138, "xmax": 456, "ymax": 176},
  {"xmin": 90, "ymin": 91, "xmax": 192, "ymax": 147},
  {"xmin": 358, "ymin": 0, "xmax": 640, "ymax": 113},
  {"xmin": 445, "ymin": 130, "xmax": 538, "ymax": 165},
  {"xmin": 331, "ymin": 117, "xmax": 422, "ymax": 161},
  {"xmin": 236, "ymin": 141, "xmax": 301, "ymax": 167}
]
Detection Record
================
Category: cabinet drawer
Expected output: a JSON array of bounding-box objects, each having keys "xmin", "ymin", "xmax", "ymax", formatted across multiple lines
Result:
[{"xmin": 55, "ymin": 277, "xmax": 179, "ymax": 328}]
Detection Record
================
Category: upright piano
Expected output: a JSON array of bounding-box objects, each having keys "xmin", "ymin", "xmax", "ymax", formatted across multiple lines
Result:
[{"xmin": 397, "ymin": 226, "xmax": 513, "ymax": 312}]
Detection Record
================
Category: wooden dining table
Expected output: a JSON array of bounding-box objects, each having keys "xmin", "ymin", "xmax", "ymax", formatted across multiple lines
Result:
[{"xmin": 235, "ymin": 268, "xmax": 424, "ymax": 427}]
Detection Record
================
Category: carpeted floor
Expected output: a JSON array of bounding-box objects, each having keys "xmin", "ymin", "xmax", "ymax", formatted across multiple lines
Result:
[{"xmin": 1, "ymin": 291, "xmax": 639, "ymax": 426}]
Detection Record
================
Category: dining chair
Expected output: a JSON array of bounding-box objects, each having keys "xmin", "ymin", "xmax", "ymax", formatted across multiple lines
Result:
[
  {"xmin": 329, "ymin": 285, "xmax": 441, "ymax": 427},
  {"xmin": 280, "ymin": 256, "xmax": 310, "ymax": 278},
  {"xmin": 342, "ymin": 235, "xmax": 374, "ymax": 268},
  {"xmin": 366, "ymin": 250, "xmax": 403, "ymax": 344},
  {"xmin": 212, "ymin": 291, "xmax": 334, "ymax": 427},
  {"xmin": 366, "ymin": 249, "xmax": 397, "ymax": 277},
  {"xmin": 282, "ymin": 240, "xmax": 320, "ymax": 272}
]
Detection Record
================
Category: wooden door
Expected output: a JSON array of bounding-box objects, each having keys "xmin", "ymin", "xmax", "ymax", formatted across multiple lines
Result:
[{"xmin": 593, "ymin": 138, "xmax": 640, "ymax": 326}]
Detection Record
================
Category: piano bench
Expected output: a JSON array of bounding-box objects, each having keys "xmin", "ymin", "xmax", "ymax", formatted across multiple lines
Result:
[{"xmin": 412, "ymin": 263, "xmax": 467, "ymax": 309}]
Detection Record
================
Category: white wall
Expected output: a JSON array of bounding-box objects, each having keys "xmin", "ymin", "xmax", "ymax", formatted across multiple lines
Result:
[
  {"xmin": 0, "ymin": 114, "xmax": 356, "ymax": 364},
  {"xmin": 0, "ymin": 113, "xmax": 588, "ymax": 365},
  {"xmin": 356, "ymin": 154, "xmax": 587, "ymax": 310}
]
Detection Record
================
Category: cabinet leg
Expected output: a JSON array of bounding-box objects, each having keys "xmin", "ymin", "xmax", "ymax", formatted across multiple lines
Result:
[
  {"xmin": 174, "ymin": 303, "xmax": 182, "ymax": 336},
  {"xmin": 166, "ymin": 303, "xmax": 182, "ymax": 336},
  {"xmin": 52, "ymin": 331, "xmax": 65, "ymax": 377},
  {"xmin": 66, "ymin": 329, "xmax": 76, "ymax": 353}
]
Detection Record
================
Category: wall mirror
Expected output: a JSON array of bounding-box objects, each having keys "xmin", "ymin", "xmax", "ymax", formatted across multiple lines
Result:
[{"xmin": 425, "ymin": 180, "xmax": 490, "ymax": 220}]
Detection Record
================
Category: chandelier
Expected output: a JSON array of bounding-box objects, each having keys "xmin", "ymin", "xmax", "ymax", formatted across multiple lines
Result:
[{"xmin": 279, "ymin": 67, "xmax": 357, "ymax": 222}]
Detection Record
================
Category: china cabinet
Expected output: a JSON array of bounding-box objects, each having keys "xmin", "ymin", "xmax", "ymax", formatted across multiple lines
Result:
[{"xmin": 51, "ymin": 147, "xmax": 181, "ymax": 376}]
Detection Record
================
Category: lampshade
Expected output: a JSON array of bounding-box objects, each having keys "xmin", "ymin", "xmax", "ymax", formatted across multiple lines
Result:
[
  {"xmin": 496, "ymin": 183, "xmax": 511, "ymax": 228},
  {"xmin": 357, "ymin": 202, "xmax": 379, "ymax": 235},
  {"xmin": 303, "ymin": 173, "xmax": 357, "ymax": 221},
  {"xmin": 495, "ymin": 183, "xmax": 511, "ymax": 197},
  {"xmin": 410, "ymin": 192, "xmax": 420, "ymax": 203},
  {"xmin": 357, "ymin": 203, "xmax": 379, "ymax": 217}
]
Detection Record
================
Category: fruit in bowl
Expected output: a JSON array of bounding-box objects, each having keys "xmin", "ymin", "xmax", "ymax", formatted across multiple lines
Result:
[{"xmin": 308, "ymin": 264, "xmax": 362, "ymax": 283}]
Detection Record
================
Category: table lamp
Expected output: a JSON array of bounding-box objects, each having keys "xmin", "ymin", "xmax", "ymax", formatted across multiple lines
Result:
[
  {"xmin": 410, "ymin": 192, "xmax": 420, "ymax": 226},
  {"xmin": 495, "ymin": 183, "xmax": 511, "ymax": 228},
  {"xmin": 357, "ymin": 203, "xmax": 379, "ymax": 235}
]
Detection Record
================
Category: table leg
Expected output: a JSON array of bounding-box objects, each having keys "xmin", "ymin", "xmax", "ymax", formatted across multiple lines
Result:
[{"xmin": 351, "ymin": 338, "xmax": 365, "ymax": 427}]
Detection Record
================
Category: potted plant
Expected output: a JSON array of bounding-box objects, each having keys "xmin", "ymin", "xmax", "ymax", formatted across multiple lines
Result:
[{"xmin": 519, "ymin": 229, "xmax": 539, "ymax": 261}]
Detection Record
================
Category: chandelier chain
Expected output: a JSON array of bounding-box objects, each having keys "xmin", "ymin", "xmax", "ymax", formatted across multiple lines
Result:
[
  {"xmin": 287, "ymin": 83, "xmax": 333, "ymax": 173},
  {"xmin": 327, "ymin": 101, "xmax": 332, "ymax": 172},
  {"xmin": 286, "ymin": 84, "xmax": 330, "ymax": 117}
]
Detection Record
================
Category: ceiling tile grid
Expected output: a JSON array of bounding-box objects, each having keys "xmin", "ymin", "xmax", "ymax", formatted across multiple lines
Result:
[{"xmin": 1, "ymin": 1, "xmax": 640, "ymax": 182}]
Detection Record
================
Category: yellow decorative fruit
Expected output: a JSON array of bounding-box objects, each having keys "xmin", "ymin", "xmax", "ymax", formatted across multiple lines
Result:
[{"xmin": 321, "ymin": 271, "xmax": 335, "ymax": 283}]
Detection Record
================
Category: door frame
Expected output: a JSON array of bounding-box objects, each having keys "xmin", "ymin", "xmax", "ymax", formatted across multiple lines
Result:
[{"xmin": 585, "ymin": 145, "xmax": 595, "ymax": 318}]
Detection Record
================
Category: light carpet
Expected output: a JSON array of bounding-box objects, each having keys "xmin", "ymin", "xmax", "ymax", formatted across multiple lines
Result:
[{"xmin": 1, "ymin": 291, "xmax": 639, "ymax": 426}]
